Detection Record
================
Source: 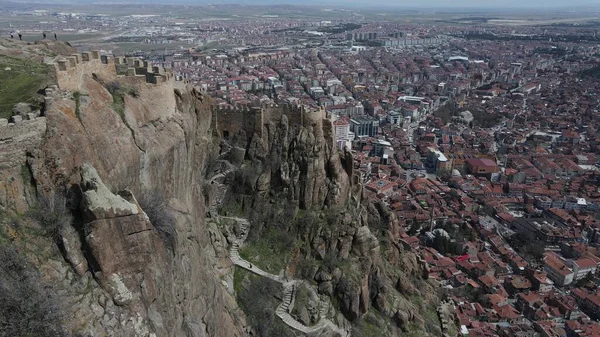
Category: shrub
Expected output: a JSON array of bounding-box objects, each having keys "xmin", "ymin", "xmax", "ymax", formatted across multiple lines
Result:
[
  {"xmin": 127, "ymin": 86, "xmax": 139, "ymax": 98},
  {"xmin": 104, "ymin": 81, "xmax": 137, "ymax": 126},
  {"xmin": 138, "ymin": 191, "xmax": 177, "ymax": 251},
  {"xmin": 323, "ymin": 250, "xmax": 345, "ymax": 270},
  {"xmin": 236, "ymin": 273, "xmax": 294, "ymax": 337},
  {"xmin": 239, "ymin": 225, "xmax": 297, "ymax": 274},
  {"xmin": 20, "ymin": 163, "xmax": 33, "ymax": 186},
  {"xmin": 28, "ymin": 193, "xmax": 73, "ymax": 240},
  {"xmin": 351, "ymin": 310, "xmax": 390, "ymax": 337},
  {"xmin": 0, "ymin": 244, "xmax": 65, "ymax": 337},
  {"xmin": 104, "ymin": 81, "xmax": 122, "ymax": 96},
  {"xmin": 73, "ymin": 91, "xmax": 82, "ymax": 121}
]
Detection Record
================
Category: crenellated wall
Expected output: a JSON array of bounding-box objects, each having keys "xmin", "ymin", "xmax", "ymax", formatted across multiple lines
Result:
[
  {"xmin": 49, "ymin": 51, "xmax": 325, "ymax": 143},
  {"xmin": 48, "ymin": 52, "xmax": 173, "ymax": 92},
  {"xmin": 213, "ymin": 103, "xmax": 326, "ymax": 140},
  {"xmin": 52, "ymin": 51, "xmax": 117, "ymax": 91},
  {"xmin": 48, "ymin": 51, "xmax": 325, "ymax": 140}
]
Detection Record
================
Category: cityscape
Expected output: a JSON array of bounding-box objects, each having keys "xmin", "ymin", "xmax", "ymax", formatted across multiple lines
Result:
[{"xmin": 2, "ymin": 2, "xmax": 600, "ymax": 337}]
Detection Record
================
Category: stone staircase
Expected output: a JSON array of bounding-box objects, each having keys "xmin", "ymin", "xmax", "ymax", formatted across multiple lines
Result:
[
  {"xmin": 275, "ymin": 282, "xmax": 313, "ymax": 333},
  {"xmin": 214, "ymin": 184, "xmax": 228, "ymax": 205},
  {"xmin": 319, "ymin": 298, "xmax": 330, "ymax": 318},
  {"xmin": 229, "ymin": 235, "xmax": 281, "ymax": 283},
  {"xmin": 226, "ymin": 216, "xmax": 349, "ymax": 336},
  {"xmin": 209, "ymin": 168, "xmax": 233, "ymax": 184},
  {"xmin": 206, "ymin": 168, "xmax": 234, "ymax": 214}
]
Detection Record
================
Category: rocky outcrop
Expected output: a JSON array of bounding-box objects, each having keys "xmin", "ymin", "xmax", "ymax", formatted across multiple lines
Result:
[
  {"xmin": 1, "ymin": 69, "xmax": 246, "ymax": 336},
  {"xmin": 80, "ymin": 164, "xmax": 139, "ymax": 220},
  {"xmin": 0, "ymin": 116, "xmax": 46, "ymax": 212},
  {"xmin": 211, "ymin": 101, "xmax": 442, "ymax": 335},
  {"xmin": 225, "ymin": 113, "xmax": 350, "ymax": 210},
  {"xmin": 0, "ymin": 38, "xmax": 76, "ymax": 61},
  {"xmin": 229, "ymin": 177, "xmax": 439, "ymax": 336},
  {"xmin": 79, "ymin": 164, "xmax": 156, "ymax": 311}
]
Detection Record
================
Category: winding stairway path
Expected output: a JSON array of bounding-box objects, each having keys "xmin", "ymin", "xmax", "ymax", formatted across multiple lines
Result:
[{"xmin": 224, "ymin": 216, "xmax": 349, "ymax": 337}]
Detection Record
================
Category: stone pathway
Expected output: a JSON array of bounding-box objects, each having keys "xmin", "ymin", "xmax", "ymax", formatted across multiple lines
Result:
[
  {"xmin": 225, "ymin": 216, "xmax": 349, "ymax": 337},
  {"xmin": 209, "ymin": 168, "xmax": 233, "ymax": 184},
  {"xmin": 229, "ymin": 241, "xmax": 282, "ymax": 283},
  {"xmin": 210, "ymin": 169, "xmax": 233, "ymax": 206},
  {"xmin": 437, "ymin": 300, "xmax": 454, "ymax": 336}
]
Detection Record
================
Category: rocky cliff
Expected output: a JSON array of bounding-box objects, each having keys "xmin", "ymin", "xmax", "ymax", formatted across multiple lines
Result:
[
  {"xmin": 216, "ymin": 112, "xmax": 444, "ymax": 336},
  {"xmin": 39, "ymin": 80, "xmax": 246, "ymax": 336},
  {"xmin": 0, "ymin": 40, "xmax": 449, "ymax": 337},
  {"xmin": 0, "ymin": 41, "xmax": 246, "ymax": 336}
]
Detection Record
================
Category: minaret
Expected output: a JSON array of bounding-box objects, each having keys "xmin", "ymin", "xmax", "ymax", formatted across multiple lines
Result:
[
  {"xmin": 429, "ymin": 204, "xmax": 435, "ymax": 232},
  {"xmin": 523, "ymin": 98, "xmax": 527, "ymax": 125}
]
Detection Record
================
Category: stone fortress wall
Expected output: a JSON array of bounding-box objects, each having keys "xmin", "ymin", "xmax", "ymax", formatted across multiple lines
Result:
[
  {"xmin": 113, "ymin": 56, "xmax": 174, "ymax": 86},
  {"xmin": 48, "ymin": 51, "xmax": 173, "ymax": 92},
  {"xmin": 51, "ymin": 51, "xmax": 116, "ymax": 91},
  {"xmin": 44, "ymin": 50, "xmax": 327, "ymax": 140},
  {"xmin": 213, "ymin": 103, "xmax": 326, "ymax": 140}
]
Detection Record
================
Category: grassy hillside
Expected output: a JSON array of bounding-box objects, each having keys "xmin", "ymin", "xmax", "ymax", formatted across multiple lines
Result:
[{"xmin": 0, "ymin": 56, "xmax": 50, "ymax": 119}]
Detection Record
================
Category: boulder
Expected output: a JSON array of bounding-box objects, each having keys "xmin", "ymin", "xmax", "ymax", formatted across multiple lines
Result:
[
  {"xmin": 255, "ymin": 170, "xmax": 270, "ymax": 192},
  {"xmin": 318, "ymin": 281, "xmax": 334, "ymax": 296},
  {"xmin": 60, "ymin": 223, "xmax": 89, "ymax": 276},
  {"xmin": 296, "ymin": 307, "xmax": 311, "ymax": 326},
  {"xmin": 80, "ymin": 164, "xmax": 139, "ymax": 221},
  {"xmin": 11, "ymin": 115, "xmax": 23, "ymax": 124},
  {"xmin": 352, "ymin": 226, "xmax": 379, "ymax": 256},
  {"xmin": 246, "ymin": 132, "xmax": 267, "ymax": 160},
  {"xmin": 0, "ymin": 118, "xmax": 7, "ymax": 127},
  {"xmin": 12, "ymin": 102, "xmax": 32, "ymax": 118},
  {"xmin": 314, "ymin": 267, "xmax": 333, "ymax": 282},
  {"xmin": 228, "ymin": 146, "xmax": 246, "ymax": 166},
  {"xmin": 336, "ymin": 276, "xmax": 362, "ymax": 321}
]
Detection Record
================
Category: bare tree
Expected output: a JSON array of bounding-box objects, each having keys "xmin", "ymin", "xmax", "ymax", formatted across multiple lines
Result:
[
  {"xmin": 27, "ymin": 193, "xmax": 73, "ymax": 241},
  {"xmin": 138, "ymin": 190, "xmax": 177, "ymax": 251}
]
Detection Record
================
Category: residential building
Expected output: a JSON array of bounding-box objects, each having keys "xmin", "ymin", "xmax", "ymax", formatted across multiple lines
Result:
[
  {"xmin": 350, "ymin": 117, "xmax": 379, "ymax": 137},
  {"xmin": 427, "ymin": 147, "xmax": 451, "ymax": 174},
  {"xmin": 466, "ymin": 158, "xmax": 499, "ymax": 179},
  {"xmin": 543, "ymin": 252, "xmax": 574, "ymax": 287},
  {"xmin": 567, "ymin": 258, "xmax": 597, "ymax": 282}
]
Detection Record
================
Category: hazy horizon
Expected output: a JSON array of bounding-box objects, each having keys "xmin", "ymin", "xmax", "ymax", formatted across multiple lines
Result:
[{"xmin": 4, "ymin": 0, "xmax": 600, "ymax": 9}]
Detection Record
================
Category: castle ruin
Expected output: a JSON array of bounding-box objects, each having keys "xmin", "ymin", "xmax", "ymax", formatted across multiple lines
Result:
[
  {"xmin": 48, "ymin": 51, "xmax": 173, "ymax": 92},
  {"xmin": 212, "ymin": 103, "xmax": 327, "ymax": 140},
  {"xmin": 45, "ymin": 51, "xmax": 329, "ymax": 141}
]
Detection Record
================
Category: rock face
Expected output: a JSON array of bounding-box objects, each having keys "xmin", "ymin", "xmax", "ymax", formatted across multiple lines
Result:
[
  {"xmin": 1, "ymin": 72, "xmax": 246, "ymax": 336},
  {"xmin": 0, "ymin": 116, "xmax": 46, "ymax": 212},
  {"xmin": 225, "ymin": 114, "xmax": 351, "ymax": 210},
  {"xmin": 241, "ymin": 193, "xmax": 437, "ymax": 336},
  {"xmin": 79, "ymin": 164, "xmax": 153, "ymax": 310},
  {"xmin": 80, "ymin": 164, "xmax": 139, "ymax": 220}
]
